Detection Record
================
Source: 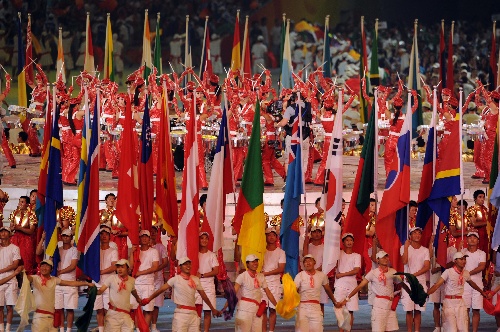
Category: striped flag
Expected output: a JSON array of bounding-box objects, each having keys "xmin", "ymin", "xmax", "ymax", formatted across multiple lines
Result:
[
  {"xmin": 57, "ymin": 27, "xmax": 65, "ymax": 83},
  {"xmin": 84, "ymin": 13, "xmax": 95, "ymax": 74},
  {"xmin": 104, "ymin": 13, "xmax": 114, "ymax": 81},
  {"xmin": 205, "ymin": 105, "xmax": 234, "ymax": 252},
  {"xmin": 234, "ymin": 100, "xmax": 266, "ymax": 271},
  {"xmin": 322, "ymin": 90, "xmax": 344, "ymax": 275},
  {"xmin": 75, "ymin": 88, "xmax": 91, "ymax": 244},
  {"xmin": 281, "ymin": 19, "xmax": 293, "ymax": 89},
  {"xmin": 142, "ymin": 10, "xmax": 152, "ymax": 78},
  {"xmin": 115, "ymin": 96, "xmax": 140, "ymax": 245},
  {"xmin": 154, "ymin": 84, "xmax": 178, "ymax": 236},
  {"xmin": 177, "ymin": 97, "xmax": 200, "ymax": 273},
  {"xmin": 44, "ymin": 103, "xmax": 63, "ymax": 275},
  {"xmin": 231, "ymin": 11, "xmax": 241, "ymax": 73},
  {"xmin": 139, "ymin": 95, "xmax": 154, "ymax": 232},
  {"xmin": 76, "ymin": 96, "xmax": 101, "ymax": 282},
  {"xmin": 16, "ymin": 13, "xmax": 27, "ymax": 107}
]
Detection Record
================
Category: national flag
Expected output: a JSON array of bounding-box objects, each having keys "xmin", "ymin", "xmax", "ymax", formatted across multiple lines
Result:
[
  {"xmin": 439, "ymin": 21, "xmax": 446, "ymax": 93},
  {"xmin": 177, "ymin": 97, "xmax": 200, "ymax": 274},
  {"xmin": 155, "ymin": 83, "xmax": 178, "ymax": 236},
  {"xmin": 321, "ymin": 90, "xmax": 344, "ymax": 275},
  {"xmin": 359, "ymin": 16, "xmax": 369, "ymax": 123},
  {"xmin": 369, "ymin": 21, "xmax": 379, "ymax": 87},
  {"xmin": 75, "ymin": 88, "xmax": 91, "ymax": 244},
  {"xmin": 16, "ymin": 13, "xmax": 27, "ymax": 107},
  {"xmin": 427, "ymin": 121, "xmax": 461, "ymax": 225},
  {"xmin": 115, "ymin": 97, "xmax": 140, "ymax": 245},
  {"xmin": 231, "ymin": 11, "xmax": 241, "ymax": 73},
  {"xmin": 376, "ymin": 94, "xmax": 412, "ymax": 271},
  {"xmin": 84, "ymin": 13, "xmax": 95, "ymax": 74},
  {"xmin": 199, "ymin": 23, "xmax": 213, "ymax": 78},
  {"xmin": 57, "ymin": 27, "xmax": 66, "ymax": 83},
  {"xmin": 280, "ymin": 99, "xmax": 304, "ymax": 277},
  {"xmin": 25, "ymin": 14, "xmax": 34, "ymax": 87},
  {"xmin": 407, "ymin": 21, "xmax": 423, "ymax": 138},
  {"xmin": 233, "ymin": 100, "xmax": 266, "ymax": 271},
  {"xmin": 76, "ymin": 96, "xmax": 101, "ymax": 282},
  {"xmin": 44, "ymin": 103, "xmax": 63, "ymax": 276},
  {"xmin": 142, "ymin": 10, "xmax": 152, "ymax": 78},
  {"xmin": 241, "ymin": 15, "xmax": 251, "ymax": 79},
  {"xmin": 446, "ymin": 22, "xmax": 454, "ymax": 89},
  {"xmin": 415, "ymin": 90, "xmax": 437, "ymax": 248},
  {"xmin": 322, "ymin": 17, "xmax": 331, "ymax": 78},
  {"xmin": 343, "ymin": 102, "xmax": 376, "ymax": 256},
  {"xmin": 205, "ymin": 106, "xmax": 234, "ymax": 251},
  {"xmin": 488, "ymin": 99, "xmax": 499, "ymax": 245},
  {"xmin": 281, "ymin": 20, "xmax": 293, "ymax": 89},
  {"xmin": 139, "ymin": 95, "xmax": 154, "ymax": 232},
  {"xmin": 154, "ymin": 13, "xmax": 162, "ymax": 77},
  {"xmin": 104, "ymin": 13, "xmax": 114, "ymax": 81},
  {"xmin": 488, "ymin": 22, "xmax": 497, "ymax": 91}
]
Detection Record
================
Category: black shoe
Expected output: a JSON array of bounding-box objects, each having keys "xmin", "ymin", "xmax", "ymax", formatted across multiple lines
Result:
[
  {"xmin": 264, "ymin": 183, "xmax": 274, "ymax": 187},
  {"xmin": 10, "ymin": 165, "xmax": 16, "ymax": 168},
  {"xmin": 482, "ymin": 180, "xmax": 490, "ymax": 184},
  {"xmin": 471, "ymin": 175, "xmax": 482, "ymax": 179}
]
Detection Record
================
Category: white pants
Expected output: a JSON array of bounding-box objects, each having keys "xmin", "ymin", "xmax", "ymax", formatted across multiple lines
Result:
[
  {"xmin": 172, "ymin": 310, "xmax": 201, "ymax": 332},
  {"xmin": 32, "ymin": 313, "xmax": 57, "ymax": 332},
  {"xmin": 443, "ymin": 298, "xmax": 469, "ymax": 332},
  {"xmin": 371, "ymin": 306, "xmax": 399, "ymax": 332},
  {"xmin": 104, "ymin": 309, "xmax": 134, "ymax": 332},
  {"xmin": 262, "ymin": 282, "xmax": 282, "ymax": 310},
  {"xmin": 334, "ymin": 287, "xmax": 359, "ymax": 311},
  {"xmin": 295, "ymin": 303, "xmax": 323, "ymax": 332},
  {"xmin": 235, "ymin": 309, "xmax": 262, "ymax": 332}
]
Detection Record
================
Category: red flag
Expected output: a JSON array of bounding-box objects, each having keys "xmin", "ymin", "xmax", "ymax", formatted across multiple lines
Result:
[
  {"xmin": 154, "ymin": 85, "xmax": 178, "ymax": 236},
  {"xmin": 177, "ymin": 97, "xmax": 200, "ymax": 274},
  {"xmin": 446, "ymin": 23, "xmax": 454, "ymax": 89},
  {"xmin": 115, "ymin": 97, "xmax": 140, "ymax": 245}
]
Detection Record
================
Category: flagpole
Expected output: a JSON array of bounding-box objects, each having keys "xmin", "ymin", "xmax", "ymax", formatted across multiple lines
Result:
[
  {"xmin": 431, "ymin": 86, "xmax": 438, "ymax": 236},
  {"xmin": 297, "ymin": 91, "xmax": 308, "ymax": 224},
  {"xmin": 185, "ymin": 15, "xmax": 190, "ymax": 82},
  {"xmin": 199, "ymin": 16, "xmax": 209, "ymax": 77},
  {"xmin": 407, "ymin": 91, "xmax": 412, "ymax": 238},
  {"xmin": 374, "ymin": 88, "xmax": 379, "ymax": 220},
  {"xmin": 459, "ymin": 88, "xmax": 465, "ymax": 244},
  {"xmin": 241, "ymin": 15, "xmax": 249, "ymax": 79},
  {"xmin": 322, "ymin": 16, "xmax": 329, "ymax": 66}
]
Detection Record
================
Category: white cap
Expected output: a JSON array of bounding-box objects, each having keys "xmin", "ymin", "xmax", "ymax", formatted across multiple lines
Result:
[
  {"xmin": 311, "ymin": 225, "xmax": 323, "ymax": 233},
  {"xmin": 178, "ymin": 257, "xmax": 191, "ymax": 265},
  {"xmin": 245, "ymin": 254, "xmax": 259, "ymax": 262},
  {"xmin": 139, "ymin": 230, "xmax": 150, "ymax": 237},
  {"xmin": 466, "ymin": 231, "xmax": 479, "ymax": 238},
  {"xmin": 0, "ymin": 227, "xmax": 11, "ymax": 234},
  {"xmin": 409, "ymin": 226, "xmax": 423, "ymax": 234},
  {"xmin": 115, "ymin": 259, "xmax": 129, "ymax": 267},
  {"xmin": 432, "ymin": 63, "xmax": 440, "ymax": 69},
  {"xmin": 342, "ymin": 233, "xmax": 354, "ymax": 241},
  {"xmin": 61, "ymin": 229, "xmax": 73, "ymax": 236},
  {"xmin": 376, "ymin": 250, "xmax": 389, "ymax": 259},
  {"xmin": 40, "ymin": 259, "xmax": 53, "ymax": 267},
  {"xmin": 303, "ymin": 254, "xmax": 316, "ymax": 262},
  {"xmin": 453, "ymin": 252, "xmax": 468, "ymax": 260},
  {"xmin": 100, "ymin": 225, "xmax": 111, "ymax": 233},
  {"xmin": 265, "ymin": 227, "xmax": 278, "ymax": 234},
  {"xmin": 351, "ymin": 98, "xmax": 360, "ymax": 107},
  {"xmin": 199, "ymin": 231, "xmax": 209, "ymax": 237}
]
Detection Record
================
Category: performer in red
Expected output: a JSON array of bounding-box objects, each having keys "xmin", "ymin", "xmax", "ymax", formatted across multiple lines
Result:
[
  {"xmin": 25, "ymin": 63, "xmax": 49, "ymax": 157},
  {"xmin": 478, "ymin": 87, "xmax": 499, "ymax": 184},
  {"xmin": 0, "ymin": 72, "xmax": 15, "ymax": 168},
  {"xmin": 62, "ymin": 96, "xmax": 84, "ymax": 185},
  {"xmin": 466, "ymin": 190, "xmax": 490, "ymax": 255},
  {"xmin": 383, "ymin": 81, "xmax": 406, "ymax": 176},
  {"xmin": 8, "ymin": 196, "xmax": 37, "ymax": 274},
  {"xmin": 111, "ymin": 93, "xmax": 127, "ymax": 179},
  {"xmin": 261, "ymin": 91, "xmax": 285, "ymax": 186},
  {"xmin": 99, "ymin": 79, "xmax": 119, "ymax": 171},
  {"xmin": 99, "ymin": 193, "xmax": 128, "ymax": 260},
  {"xmin": 0, "ymin": 189, "xmax": 8, "ymax": 227}
]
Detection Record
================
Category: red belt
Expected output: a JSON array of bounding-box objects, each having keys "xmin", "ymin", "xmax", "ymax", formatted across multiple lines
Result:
[
  {"xmin": 108, "ymin": 303, "xmax": 131, "ymax": 315},
  {"xmin": 445, "ymin": 295, "xmax": 462, "ymax": 299},
  {"xmin": 177, "ymin": 305, "xmax": 197, "ymax": 311},
  {"xmin": 35, "ymin": 309, "xmax": 54, "ymax": 316},
  {"xmin": 300, "ymin": 300, "xmax": 320, "ymax": 304},
  {"xmin": 376, "ymin": 295, "xmax": 394, "ymax": 301},
  {"xmin": 241, "ymin": 297, "xmax": 260, "ymax": 306}
]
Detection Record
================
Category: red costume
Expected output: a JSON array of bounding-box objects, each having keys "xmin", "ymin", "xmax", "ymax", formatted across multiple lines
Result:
[
  {"xmin": 100, "ymin": 208, "xmax": 128, "ymax": 259},
  {"xmin": 9, "ymin": 207, "xmax": 37, "ymax": 274},
  {"xmin": 262, "ymin": 107, "xmax": 286, "ymax": 185}
]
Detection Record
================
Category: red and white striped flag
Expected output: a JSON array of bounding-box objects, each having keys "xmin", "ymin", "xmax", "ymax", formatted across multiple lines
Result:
[
  {"xmin": 177, "ymin": 97, "xmax": 200, "ymax": 274},
  {"xmin": 321, "ymin": 90, "xmax": 344, "ymax": 275}
]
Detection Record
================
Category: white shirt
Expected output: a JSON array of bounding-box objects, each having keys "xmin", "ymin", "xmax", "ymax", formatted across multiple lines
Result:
[
  {"xmin": 461, "ymin": 248, "xmax": 486, "ymax": 285},
  {"xmin": 294, "ymin": 270, "xmax": 328, "ymax": 302},
  {"xmin": 136, "ymin": 247, "xmax": 159, "ymax": 285},
  {"xmin": 198, "ymin": 250, "xmax": 218, "ymax": 287},
  {"xmin": 400, "ymin": 244, "xmax": 430, "ymax": 284},
  {"xmin": 251, "ymin": 43, "xmax": 267, "ymax": 59},
  {"xmin": 365, "ymin": 267, "xmax": 402, "ymax": 309},
  {"xmin": 57, "ymin": 246, "xmax": 79, "ymax": 281},
  {"xmin": 335, "ymin": 251, "xmax": 361, "ymax": 289},
  {"xmin": 99, "ymin": 246, "xmax": 118, "ymax": 285},
  {"xmin": 235, "ymin": 271, "xmax": 268, "ymax": 312},
  {"xmin": 0, "ymin": 244, "xmax": 20, "ymax": 284},
  {"xmin": 262, "ymin": 247, "xmax": 286, "ymax": 285},
  {"xmin": 103, "ymin": 274, "xmax": 136, "ymax": 311},
  {"xmin": 307, "ymin": 243, "xmax": 324, "ymax": 270},
  {"xmin": 168, "ymin": 274, "xmax": 203, "ymax": 307},
  {"xmin": 441, "ymin": 267, "xmax": 471, "ymax": 296}
]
